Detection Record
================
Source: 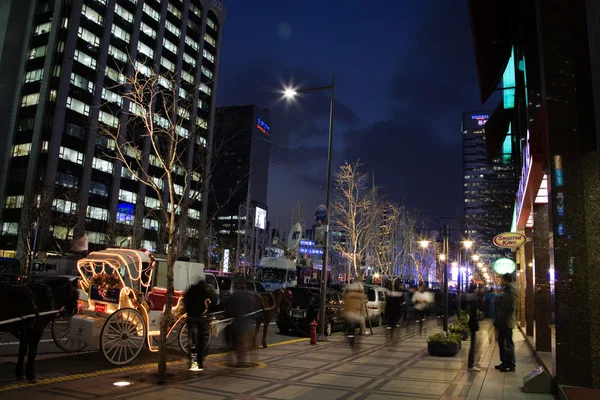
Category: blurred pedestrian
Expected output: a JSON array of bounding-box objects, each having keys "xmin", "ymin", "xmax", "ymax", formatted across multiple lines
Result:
[
  {"xmin": 467, "ymin": 285, "xmax": 481, "ymax": 372},
  {"xmin": 183, "ymin": 279, "xmax": 218, "ymax": 371},
  {"xmin": 343, "ymin": 282, "xmax": 366, "ymax": 349},
  {"xmin": 494, "ymin": 273, "xmax": 517, "ymax": 372},
  {"xmin": 412, "ymin": 283, "xmax": 429, "ymax": 336},
  {"xmin": 385, "ymin": 291, "xmax": 405, "ymax": 344},
  {"xmin": 225, "ymin": 290, "xmax": 261, "ymax": 366}
]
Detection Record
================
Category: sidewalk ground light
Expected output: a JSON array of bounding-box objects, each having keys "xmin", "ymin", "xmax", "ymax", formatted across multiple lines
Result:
[{"xmin": 113, "ymin": 381, "xmax": 132, "ymax": 387}]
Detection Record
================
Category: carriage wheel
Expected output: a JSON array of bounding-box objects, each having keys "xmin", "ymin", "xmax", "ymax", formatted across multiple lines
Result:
[
  {"xmin": 51, "ymin": 314, "xmax": 89, "ymax": 352},
  {"xmin": 100, "ymin": 308, "xmax": 146, "ymax": 366},
  {"xmin": 178, "ymin": 318, "xmax": 211, "ymax": 355},
  {"xmin": 151, "ymin": 321, "xmax": 181, "ymax": 347}
]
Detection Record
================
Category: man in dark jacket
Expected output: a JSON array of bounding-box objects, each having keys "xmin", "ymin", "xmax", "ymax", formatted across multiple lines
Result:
[
  {"xmin": 494, "ymin": 273, "xmax": 518, "ymax": 372},
  {"xmin": 183, "ymin": 279, "xmax": 218, "ymax": 371},
  {"xmin": 467, "ymin": 286, "xmax": 480, "ymax": 372}
]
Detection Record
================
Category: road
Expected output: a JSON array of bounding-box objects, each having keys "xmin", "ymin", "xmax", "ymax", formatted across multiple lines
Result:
[{"xmin": 0, "ymin": 320, "xmax": 300, "ymax": 387}]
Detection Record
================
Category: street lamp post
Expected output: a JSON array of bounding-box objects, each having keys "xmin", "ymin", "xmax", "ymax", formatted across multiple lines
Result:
[{"xmin": 284, "ymin": 77, "xmax": 335, "ymax": 339}]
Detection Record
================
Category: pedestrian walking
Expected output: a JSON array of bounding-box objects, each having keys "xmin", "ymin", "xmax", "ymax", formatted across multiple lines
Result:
[
  {"xmin": 412, "ymin": 283, "xmax": 429, "ymax": 336},
  {"xmin": 494, "ymin": 273, "xmax": 518, "ymax": 372},
  {"xmin": 342, "ymin": 282, "xmax": 366, "ymax": 349},
  {"xmin": 183, "ymin": 279, "xmax": 218, "ymax": 371},
  {"xmin": 385, "ymin": 291, "xmax": 405, "ymax": 344},
  {"xmin": 467, "ymin": 286, "xmax": 481, "ymax": 372}
]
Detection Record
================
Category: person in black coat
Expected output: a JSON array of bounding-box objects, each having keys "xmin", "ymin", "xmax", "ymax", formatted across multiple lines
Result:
[
  {"xmin": 467, "ymin": 285, "xmax": 481, "ymax": 371},
  {"xmin": 385, "ymin": 291, "xmax": 405, "ymax": 344},
  {"xmin": 183, "ymin": 279, "xmax": 217, "ymax": 371}
]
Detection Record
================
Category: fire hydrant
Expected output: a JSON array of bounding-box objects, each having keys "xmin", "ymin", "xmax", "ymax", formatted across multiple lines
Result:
[{"xmin": 310, "ymin": 320, "xmax": 318, "ymax": 345}]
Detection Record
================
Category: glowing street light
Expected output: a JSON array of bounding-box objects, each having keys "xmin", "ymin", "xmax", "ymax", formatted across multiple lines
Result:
[
  {"xmin": 477, "ymin": 262, "xmax": 483, "ymax": 268},
  {"xmin": 462, "ymin": 240, "xmax": 473, "ymax": 249},
  {"xmin": 283, "ymin": 87, "xmax": 298, "ymax": 98},
  {"xmin": 419, "ymin": 240, "xmax": 430, "ymax": 249},
  {"xmin": 472, "ymin": 254, "xmax": 480, "ymax": 261},
  {"xmin": 439, "ymin": 254, "xmax": 446, "ymax": 261}
]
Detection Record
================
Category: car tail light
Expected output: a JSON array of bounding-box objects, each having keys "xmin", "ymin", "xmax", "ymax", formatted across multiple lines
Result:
[{"xmin": 368, "ymin": 305, "xmax": 378, "ymax": 309}]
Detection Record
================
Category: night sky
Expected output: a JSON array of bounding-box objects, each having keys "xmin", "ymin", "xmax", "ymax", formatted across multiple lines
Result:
[{"xmin": 216, "ymin": 0, "xmax": 492, "ymax": 232}]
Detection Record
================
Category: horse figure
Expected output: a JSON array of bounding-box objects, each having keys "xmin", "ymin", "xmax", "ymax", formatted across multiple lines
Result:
[
  {"xmin": 252, "ymin": 288, "xmax": 292, "ymax": 348},
  {"xmin": 0, "ymin": 276, "xmax": 79, "ymax": 382}
]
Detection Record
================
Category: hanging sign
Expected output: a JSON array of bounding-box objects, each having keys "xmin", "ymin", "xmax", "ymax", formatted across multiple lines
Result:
[
  {"xmin": 493, "ymin": 258, "xmax": 516, "ymax": 274},
  {"xmin": 493, "ymin": 232, "xmax": 527, "ymax": 248}
]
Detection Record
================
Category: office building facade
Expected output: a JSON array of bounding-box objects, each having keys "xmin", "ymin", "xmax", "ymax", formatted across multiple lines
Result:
[
  {"xmin": 462, "ymin": 111, "xmax": 516, "ymax": 265},
  {"xmin": 0, "ymin": 0, "xmax": 226, "ymax": 260}
]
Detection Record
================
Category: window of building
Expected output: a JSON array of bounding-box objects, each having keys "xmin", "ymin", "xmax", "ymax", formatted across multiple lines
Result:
[
  {"xmin": 153, "ymin": 115, "xmax": 169, "ymax": 129},
  {"xmin": 70, "ymin": 73, "xmax": 94, "ymax": 92},
  {"xmin": 108, "ymin": 45, "xmax": 127, "ymax": 62},
  {"xmin": 78, "ymin": 27, "xmax": 100, "ymax": 47},
  {"xmin": 52, "ymin": 226, "xmax": 74, "ymax": 240},
  {"xmin": 177, "ymin": 107, "xmax": 190, "ymax": 120},
  {"xmin": 1, "ymin": 222, "xmax": 18, "ymax": 235},
  {"xmin": 115, "ymin": 4, "xmax": 134, "ymax": 23},
  {"xmin": 12, "ymin": 143, "xmax": 32, "ymax": 157},
  {"xmin": 102, "ymin": 88, "xmax": 121, "ymax": 105},
  {"xmin": 25, "ymin": 69, "xmax": 44, "ymax": 83},
  {"xmin": 137, "ymin": 41, "xmax": 154, "ymax": 58},
  {"xmin": 204, "ymin": 33, "xmax": 216, "ymax": 47},
  {"xmin": 98, "ymin": 110, "xmax": 119, "ymax": 128},
  {"xmin": 141, "ymin": 240, "xmax": 156, "ymax": 252},
  {"xmin": 111, "ymin": 24, "xmax": 130, "ymax": 42},
  {"xmin": 34, "ymin": 21, "xmax": 52, "ymax": 36},
  {"xmin": 5, "ymin": 195, "xmax": 24, "ymax": 208},
  {"xmin": 201, "ymin": 65, "xmax": 213, "ymax": 79},
  {"xmin": 19, "ymin": 117, "xmax": 35, "ymax": 132},
  {"xmin": 140, "ymin": 22, "xmax": 156, "ymax": 39},
  {"xmin": 199, "ymin": 83, "xmax": 211, "ymax": 96},
  {"xmin": 105, "ymin": 66, "xmax": 125, "ymax": 83},
  {"xmin": 119, "ymin": 189, "xmax": 137, "ymax": 204},
  {"xmin": 135, "ymin": 61, "xmax": 151, "ymax": 77},
  {"xmin": 66, "ymin": 123, "xmax": 85, "ymax": 139},
  {"xmin": 66, "ymin": 97, "xmax": 90, "ymax": 116},
  {"xmin": 96, "ymin": 135, "xmax": 116, "ymax": 150},
  {"xmin": 92, "ymin": 157, "xmax": 113, "ymax": 173},
  {"xmin": 52, "ymin": 198, "xmax": 77, "ymax": 214},
  {"xmin": 190, "ymin": 3, "xmax": 201, "ymax": 18},
  {"xmin": 165, "ymin": 20, "xmax": 180, "ymax": 37},
  {"xmin": 29, "ymin": 45, "xmax": 47, "ymax": 59},
  {"xmin": 183, "ymin": 52, "xmax": 195, "ymax": 66},
  {"xmin": 59, "ymin": 146, "xmax": 84, "ymax": 164},
  {"xmin": 0, "ymin": 250, "xmax": 16, "ymax": 257},
  {"xmin": 187, "ymin": 19, "xmax": 200, "ymax": 34},
  {"xmin": 167, "ymin": 3, "xmax": 182, "ymax": 18},
  {"xmin": 56, "ymin": 172, "xmax": 79, "ymax": 188},
  {"xmin": 82, "ymin": 5, "xmax": 103, "ymax": 25},
  {"xmin": 144, "ymin": 196, "xmax": 160, "ymax": 209},
  {"xmin": 196, "ymin": 136, "xmax": 207, "ymax": 146},
  {"xmin": 89, "ymin": 181, "xmax": 108, "ymax": 197},
  {"xmin": 74, "ymin": 50, "xmax": 97, "ymax": 69},
  {"xmin": 149, "ymin": 154, "xmax": 161, "ymax": 167},
  {"xmin": 142, "ymin": 3, "xmax": 160, "ymax": 21},
  {"xmin": 143, "ymin": 218, "xmax": 159, "ymax": 230},
  {"xmin": 163, "ymin": 38, "xmax": 178, "ymax": 53},
  {"xmin": 86, "ymin": 231, "xmax": 105, "ymax": 244},
  {"xmin": 161, "ymin": 57, "xmax": 175, "ymax": 72},
  {"xmin": 175, "ymin": 125, "xmax": 188, "ymax": 138},
  {"xmin": 179, "ymin": 87, "xmax": 188, "ymax": 99},
  {"xmin": 185, "ymin": 36, "xmax": 198, "ymax": 51},
  {"xmin": 189, "ymin": 209, "xmax": 200, "ymax": 220},
  {"xmin": 196, "ymin": 117, "xmax": 208, "ymax": 129},
  {"xmin": 182, "ymin": 70, "xmax": 194, "ymax": 84},
  {"xmin": 121, "ymin": 166, "xmax": 136, "ymax": 180},
  {"xmin": 87, "ymin": 205, "xmax": 108, "ymax": 220},
  {"xmin": 203, "ymin": 49, "xmax": 214, "ymax": 63},
  {"xmin": 21, "ymin": 93, "xmax": 40, "ymax": 107},
  {"xmin": 206, "ymin": 18, "xmax": 217, "ymax": 31},
  {"xmin": 151, "ymin": 176, "xmax": 164, "ymax": 189}
]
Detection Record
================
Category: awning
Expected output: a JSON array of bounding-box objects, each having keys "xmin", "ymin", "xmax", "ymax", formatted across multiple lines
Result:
[
  {"xmin": 485, "ymin": 101, "xmax": 512, "ymax": 163},
  {"xmin": 468, "ymin": 0, "xmax": 516, "ymax": 104}
]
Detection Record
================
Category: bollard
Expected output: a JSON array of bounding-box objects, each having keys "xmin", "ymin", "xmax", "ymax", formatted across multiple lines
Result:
[{"xmin": 310, "ymin": 320, "xmax": 318, "ymax": 345}]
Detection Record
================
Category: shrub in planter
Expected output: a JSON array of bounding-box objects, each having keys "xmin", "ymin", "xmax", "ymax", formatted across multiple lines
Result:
[
  {"xmin": 449, "ymin": 322, "xmax": 470, "ymax": 340},
  {"xmin": 427, "ymin": 332, "xmax": 461, "ymax": 357}
]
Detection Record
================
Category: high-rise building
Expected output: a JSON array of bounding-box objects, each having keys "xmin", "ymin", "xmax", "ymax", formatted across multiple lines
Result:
[
  {"xmin": 209, "ymin": 105, "xmax": 271, "ymax": 268},
  {"xmin": 0, "ymin": 0, "xmax": 226, "ymax": 260},
  {"xmin": 462, "ymin": 112, "xmax": 516, "ymax": 264}
]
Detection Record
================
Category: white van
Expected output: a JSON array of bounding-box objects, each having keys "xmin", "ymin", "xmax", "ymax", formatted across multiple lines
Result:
[{"xmin": 364, "ymin": 285, "xmax": 390, "ymax": 326}]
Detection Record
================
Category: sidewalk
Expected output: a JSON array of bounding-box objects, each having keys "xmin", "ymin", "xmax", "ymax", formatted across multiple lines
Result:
[{"xmin": 0, "ymin": 320, "xmax": 554, "ymax": 400}]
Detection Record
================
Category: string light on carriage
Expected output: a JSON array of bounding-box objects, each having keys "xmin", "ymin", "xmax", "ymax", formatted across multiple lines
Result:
[{"xmin": 113, "ymin": 381, "xmax": 132, "ymax": 387}]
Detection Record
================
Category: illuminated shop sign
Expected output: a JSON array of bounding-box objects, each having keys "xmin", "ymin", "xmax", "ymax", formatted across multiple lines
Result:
[
  {"xmin": 299, "ymin": 247, "xmax": 323, "ymax": 255},
  {"xmin": 116, "ymin": 203, "xmax": 134, "ymax": 223},
  {"xmin": 300, "ymin": 240, "xmax": 315, "ymax": 247},
  {"xmin": 256, "ymin": 117, "xmax": 270, "ymax": 136},
  {"xmin": 471, "ymin": 114, "xmax": 489, "ymax": 120}
]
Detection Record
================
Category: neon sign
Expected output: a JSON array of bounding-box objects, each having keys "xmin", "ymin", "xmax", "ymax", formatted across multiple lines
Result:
[
  {"xmin": 515, "ymin": 130, "xmax": 532, "ymax": 222},
  {"xmin": 299, "ymin": 247, "xmax": 323, "ymax": 255},
  {"xmin": 256, "ymin": 117, "xmax": 270, "ymax": 136},
  {"xmin": 300, "ymin": 240, "xmax": 315, "ymax": 246},
  {"xmin": 471, "ymin": 114, "xmax": 489, "ymax": 120}
]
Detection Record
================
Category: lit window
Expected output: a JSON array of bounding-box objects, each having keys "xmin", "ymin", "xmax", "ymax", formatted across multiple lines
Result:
[
  {"xmin": 201, "ymin": 66, "xmax": 213, "ymax": 79},
  {"xmin": 175, "ymin": 125, "xmax": 189, "ymax": 138},
  {"xmin": 153, "ymin": 115, "xmax": 169, "ymax": 129},
  {"xmin": 87, "ymin": 205, "xmax": 108, "ymax": 220},
  {"xmin": 59, "ymin": 146, "xmax": 84, "ymax": 164},
  {"xmin": 158, "ymin": 76, "xmax": 172, "ymax": 89},
  {"xmin": 111, "ymin": 24, "xmax": 130, "ymax": 42},
  {"xmin": 52, "ymin": 199, "xmax": 77, "ymax": 214},
  {"xmin": 82, "ymin": 5, "xmax": 103, "ymax": 25},
  {"xmin": 161, "ymin": 57, "xmax": 175, "ymax": 72},
  {"xmin": 74, "ymin": 50, "xmax": 97, "ymax": 69},
  {"xmin": 189, "ymin": 209, "xmax": 201, "ymax": 220},
  {"xmin": 143, "ymin": 218, "xmax": 159, "ymax": 230},
  {"xmin": 21, "ymin": 93, "xmax": 40, "ymax": 107},
  {"xmin": 5, "ymin": 195, "xmax": 24, "ymax": 208},
  {"xmin": 182, "ymin": 70, "xmax": 194, "ymax": 84},
  {"xmin": 196, "ymin": 136, "xmax": 207, "ymax": 146},
  {"xmin": 86, "ymin": 231, "xmax": 105, "ymax": 244},
  {"xmin": 105, "ymin": 66, "xmax": 125, "ymax": 83},
  {"xmin": 177, "ymin": 107, "xmax": 190, "ymax": 119},
  {"xmin": 165, "ymin": 21, "xmax": 180, "ymax": 37},
  {"xmin": 96, "ymin": 135, "xmax": 116, "ymax": 150},
  {"xmin": 119, "ymin": 189, "xmax": 137, "ymax": 204},
  {"xmin": 137, "ymin": 41, "xmax": 154, "ymax": 58},
  {"xmin": 1, "ymin": 222, "xmax": 19, "ymax": 235},
  {"xmin": 204, "ymin": 33, "xmax": 216, "ymax": 47},
  {"xmin": 149, "ymin": 154, "xmax": 161, "ymax": 167},
  {"xmin": 34, "ymin": 22, "xmax": 52, "ymax": 36},
  {"xmin": 190, "ymin": 3, "xmax": 201, "ymax": 18},
  {"xmin": 70, "ymin": 73, "xmax": 94, "ymax": 92},
  {"xmin": 185, "ymin": 36, "xmax": 199, "ymax": 51},
  {"xmin": 141, "ymin": 240, "xmax": 156, "ymax": 251},
  {"xmin": 41, "ymin": 140, "xmax": 49, "ymax": 152},
  {"xmin": 98, "ymin": 110, "xmax": 119, "ymax": 128},
  {"xmin": 179, "ymin": 87, "xmax": 188, "ymax": 99},
  {"xmin": 66, "ymin": 97, "xmax": 90, "ymax": 116},
  {"xmin": 25, "ymin": 69, "xmax": 44, "ymax": 83},
  {"xmin": 56, "ymin": 172, "xmax": 79, "ymax": 188},
  {"xmin": 115, "ymin": 4, "xmax": 134, "ymax": 23},
  {"xmin": 29, "ymin": 45, "xmax": 47, "ymax": 59},
  {"xmin": 121, "ymin": 166, "xmax": 137, "ymax": 180},
  {"xmin": 150, "ymin": 176, "xmax": 164, "ymax": 189},
  {"xmin": 167, "ymin": 3, "xmax": 182, "ymax": 18},
  {"xmin": 183, "ymin": 52, "xmax": 196, "ymax": 66},
  {"xmin": 163, "ymin": 38, "xmax": 178, "ymax": 53},
  {"xmin": 135, "ymin": 61, "xmax": 151, "ymax": 77},
  {"xmin": 203, "ymin": 49, "xmax": 214, "ymax": 63},
  {"xmin": 102, "ymin": 88, "xmax": 121, "ymax": 105},
  {"xmin": 199, "ymin": 83, "xmax": 211, "ymax": 96},
  {"xmin": 89, "ymin": 181, "xmax": 109, "ymax": 197},
  {"xmin": 196, "ymin": 117, "xmax": 207, "ymax": 129},
  {"xmin": 78, "ymin": 27, "xmax": 100, "ymax": 46},
  {"xmin": 145, "ymin": 196, "xmax": 160, "ymax": 209},
  {"xmin": 92, "ymin": 157, "xmax": 113, "ymax": 173},
  {"xmin": 187, "ymin": 19, "xmax": 200, "ymax": 34},
  {"xmin": 142, "ymin": 3, "xmax": 160, "ymax": 21},
  {"xmin": 206, "ymin": 18, "xmax": 217, "ymax": 32},
  {"xmin": 140, "ymin": 22, "xmax": 156, "ymax": 39},
  {"xmin": 52, "ymin": 226, "xmax": 74, "ymax": 240},
  {"xmin": 174, "ymin": 184, "xmax": 184, "ymax": 195},
  {"xmin": 109, "ymin": 45, "xmax": 127, "ymax": 62}
]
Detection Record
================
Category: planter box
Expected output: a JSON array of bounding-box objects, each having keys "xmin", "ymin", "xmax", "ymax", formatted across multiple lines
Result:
[
  {"xmin": 428, "ymin": 342, "xmax": 459, "ymax": 357},
  {"xmin": 461, "ymin": 331, "xmax": 470, "ymax": 341}
]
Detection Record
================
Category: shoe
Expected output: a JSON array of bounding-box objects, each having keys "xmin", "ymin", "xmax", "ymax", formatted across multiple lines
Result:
[
  {"xmin": 500, "ymin": 367, "xmax": 515, "ymax": 372},
  {"xmin": 494, "ymin": 364, "xmax": 505, "ymax": 370},
  {"xmin": 189, "ymin": 361, "xmax": 203, "ymax": 371},
  {"xmin": 468, "ymin": 367, "xmax": 481, "ymax": 372}
]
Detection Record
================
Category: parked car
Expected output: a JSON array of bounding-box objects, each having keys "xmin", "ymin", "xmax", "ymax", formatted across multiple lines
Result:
[
  {"xmin": 276, "ymin": 287, "xmax": 344, "ymax": 336},
  {"xmin": 364, "ymin": 285, "xmax": 390, "ymax": 326},
  {"xmin": 216, "ymin": 277, "xmax": 266, "ymax": 310}
]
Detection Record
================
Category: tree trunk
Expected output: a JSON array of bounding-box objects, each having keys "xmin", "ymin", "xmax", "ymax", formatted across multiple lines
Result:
[{"xmin": 157, "ymin": 224, "xmax": 176, "ymax": 383}]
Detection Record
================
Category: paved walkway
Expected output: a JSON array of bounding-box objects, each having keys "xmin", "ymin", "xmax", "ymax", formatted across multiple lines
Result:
[{"xmin": 0, "ymin": 320, "xmax": 555, "ymax": 399}]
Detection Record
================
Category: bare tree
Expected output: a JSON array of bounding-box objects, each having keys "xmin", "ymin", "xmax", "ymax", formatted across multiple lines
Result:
[{"xmin": 331, "ymin": 161, "xmax": 373, "ymax": 280}]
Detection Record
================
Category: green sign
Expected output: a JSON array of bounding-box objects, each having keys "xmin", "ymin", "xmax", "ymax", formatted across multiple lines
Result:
[{"xmin": 493, "ymin": 258, "xmax": 516, "ymax": 275}]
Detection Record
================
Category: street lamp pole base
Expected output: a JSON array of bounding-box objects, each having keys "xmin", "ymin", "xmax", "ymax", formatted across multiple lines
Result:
[{"xmin": 316, "ymin": 335, "xmax": 329, "ymax": 342}]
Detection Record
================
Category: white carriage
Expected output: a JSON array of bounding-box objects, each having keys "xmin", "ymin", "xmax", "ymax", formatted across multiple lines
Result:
[{"xmin": 65, "ymin": 249, "xmax": 196, "ymax": 365}]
